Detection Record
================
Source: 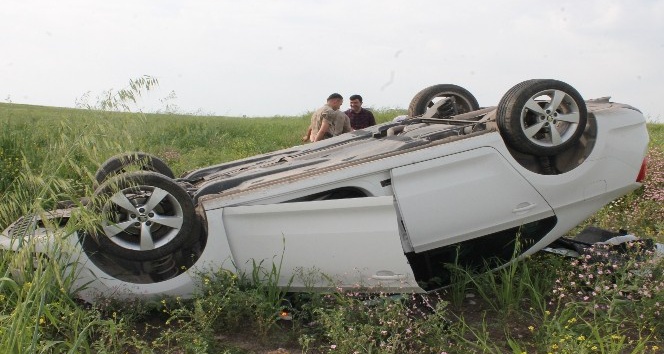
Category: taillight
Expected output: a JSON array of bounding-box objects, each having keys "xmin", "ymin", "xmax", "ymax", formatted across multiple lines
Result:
[{"xmin": 636, "ymin": 158, "xmax": 648, "ymax": 183}]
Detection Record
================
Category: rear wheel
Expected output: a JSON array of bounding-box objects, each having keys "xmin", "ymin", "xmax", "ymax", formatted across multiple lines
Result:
[
  {"xmin": 95, "ymin": 152, "xmax": 174, "ymax": 185},
  {"xmin": 92, "ymin": 171, "xmax": 197, "ymax": 261},
  {"xmin": 496, "ymin": 79, "xmax": 587, "ymax": 156},
  {"xmin": 408, "ymin": 84, "xmax": 480, "ymax": 118}
]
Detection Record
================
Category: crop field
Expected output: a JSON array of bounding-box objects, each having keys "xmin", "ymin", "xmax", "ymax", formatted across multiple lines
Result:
[{"xmin": 1, "ymin": 101, "xmax": 663, "ymax": 353}]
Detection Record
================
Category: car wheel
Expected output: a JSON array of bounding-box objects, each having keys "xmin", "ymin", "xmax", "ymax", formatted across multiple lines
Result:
[
  {"xmin": 95, "ymin": 152, "xmax": 175, "ymax": 185},
  {"xmin": 496, "ymin": 79, "xmax": 588, "ymax": 156},
  {"xmin": 408, "ymin": 84, "xmax": 480, "ymax": 117},
  {"xmin": 92, "ymin": 171, "xmax": 197, "ymax": 261}
]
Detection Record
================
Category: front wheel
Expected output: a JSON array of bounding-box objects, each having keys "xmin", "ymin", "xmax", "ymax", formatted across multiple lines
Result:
[
  {"xmin": 94, "ymin": 152, "xmax": 175, "ymax": 186},
  {"xmin": 496, "ymin": 79, "xmax": 587, "ymax": 156},
  {"xmin": 91, "ymin": 171, "xmax": 198, "ymax": 261}
]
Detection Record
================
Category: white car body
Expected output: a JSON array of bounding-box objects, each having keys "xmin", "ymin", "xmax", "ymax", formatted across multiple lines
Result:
[{"xmin": 0, "ymin": 80, "xmax": 650, "ymax": 303}]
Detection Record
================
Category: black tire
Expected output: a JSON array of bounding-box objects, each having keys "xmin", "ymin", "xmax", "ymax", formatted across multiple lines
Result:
[
  {"xmin": 408, "ymin": 84, "xmax": 480, "ymax": 117},
  {"xmin": 95, "ymin": 152, "xmax": 175, "ymax": 185},
  {"xmin": 91, "ymin": 171, "xmax": 197, "ymax": 261},
  {"xmin": 496, "ymin": 79, "xmax": 587, "ymax": 156}
]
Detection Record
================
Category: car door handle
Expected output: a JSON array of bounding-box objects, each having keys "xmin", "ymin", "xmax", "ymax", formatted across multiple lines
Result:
[
  {"xmin": 512, "ymin": 202, "xmax": 536, "ymax": 214},
  {"xmin": 371, "ymin": 271, "xmax": 406, "ymax": 281}
]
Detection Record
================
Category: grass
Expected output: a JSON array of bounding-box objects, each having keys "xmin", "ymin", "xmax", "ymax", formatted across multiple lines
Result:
[{"xmin": 1, "ymin": 100, "xmax": 663, "ymax": 353}]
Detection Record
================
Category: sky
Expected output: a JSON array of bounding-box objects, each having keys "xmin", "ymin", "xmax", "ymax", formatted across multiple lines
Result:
[{"xmin": 1, "ymin": 0, "xmax": 663, "ymax": 122}]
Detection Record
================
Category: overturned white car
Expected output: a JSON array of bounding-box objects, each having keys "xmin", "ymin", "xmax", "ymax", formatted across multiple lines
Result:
[{"xmin": 1, "ymin": 79, "xmax": 650, "ymax": 302}]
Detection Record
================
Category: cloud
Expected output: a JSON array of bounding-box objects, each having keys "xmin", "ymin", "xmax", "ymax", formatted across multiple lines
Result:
[{"xmin": 0, "ymin": 0, "xmax": 662, "ymax": 121}]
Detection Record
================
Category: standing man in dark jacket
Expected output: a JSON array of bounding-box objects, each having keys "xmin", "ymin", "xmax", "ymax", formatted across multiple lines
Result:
[{"xmin": 345, "ymin": 94, "xmax": 376, "ymax": 130}]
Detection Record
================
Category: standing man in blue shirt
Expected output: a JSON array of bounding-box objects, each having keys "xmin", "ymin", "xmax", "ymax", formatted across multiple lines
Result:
[{"xmin": 345, "ymin": 94, "xmax": 376, "ymax": 130}]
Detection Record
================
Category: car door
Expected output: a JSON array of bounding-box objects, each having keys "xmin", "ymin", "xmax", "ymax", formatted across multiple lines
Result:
[
  {"xmin": 212, "ymin": 196, "xmax": 422, "ymax": 292},
  {"xmin": 391, "ymin": 146, "xmax": 555, "ymax": 253}
]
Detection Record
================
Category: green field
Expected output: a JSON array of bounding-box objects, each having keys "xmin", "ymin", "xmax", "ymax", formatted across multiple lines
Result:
[{"xmin": 1, "ymin": 102, "xmax": 663, "ymax": 353}]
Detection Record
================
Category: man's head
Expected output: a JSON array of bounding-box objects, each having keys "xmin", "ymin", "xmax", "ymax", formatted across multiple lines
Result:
[
  {"xmin": 349, "ymin": 94, "xmax": 363, "ymax": 113},
  {"xmin": 327, "ymin": 93, "xmax": 343, "ymax": 110}
]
